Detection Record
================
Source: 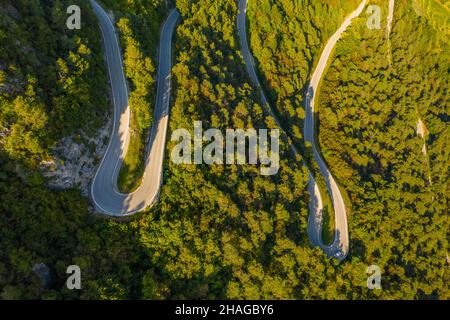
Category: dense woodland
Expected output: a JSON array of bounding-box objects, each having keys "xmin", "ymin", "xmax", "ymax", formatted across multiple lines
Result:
[
  {"xmin": 247, "ymin": 0, "xmax": 361, "ymax": 243},
  {"xmin": 316, "ymin": 0, "xmax": 449, "ymax": 298},
  {"xmin": 0, "ymin": 0, "xmax": 448, "ymax": 299},
  {"xmin": 247, "ymin": 0, "xmax": 360, "ymax": 142},
  {"xmin": 0, "ymin": 0, "xmax": 109, "ymax": 165}
]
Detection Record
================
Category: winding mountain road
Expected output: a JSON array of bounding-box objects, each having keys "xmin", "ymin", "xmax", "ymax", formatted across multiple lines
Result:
[
  {"xmin": 90, "ymin": 0, "xmax": 366, "ymax": 259},
  {"xmin": 304, "ymin": 0, "xmax": 367, "ymax": 260},
  {"xmin": 90, "ymin": 0, "xmax": 180, "ymax": 216},
  {"xmin": 238, "ymin": 0, "xmax": 367, "ymax": 260}
]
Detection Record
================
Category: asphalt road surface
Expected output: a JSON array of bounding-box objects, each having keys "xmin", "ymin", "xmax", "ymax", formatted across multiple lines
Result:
[
  {"xmin": 238, "ymin": 0, "xmax": 367, "ymax": 260},
  {"xmin": 90, "ymin": 0, "xmax": 180, "ymax": 216},
  {"xmin": 304, "ymin": 0, "xmax": 367, "ymax": 260}
]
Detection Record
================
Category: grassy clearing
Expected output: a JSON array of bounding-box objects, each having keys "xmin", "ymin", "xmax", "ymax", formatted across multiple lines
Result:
[
  {"xmin": 317, "ymin": 179, "xmax": 335, "ymax": 245},
  {"xmin": 117, "ymin": 113, "xmax": 145, "ymax": 193},
  {"xmin": 112, "ymin": 8, "xmax": 163, "ymax": 193}
]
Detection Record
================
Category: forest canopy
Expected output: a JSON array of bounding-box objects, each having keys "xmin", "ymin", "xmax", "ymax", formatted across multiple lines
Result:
[{"xmin": 0, "ymin": 0, "xmax": 448, "ymax": 300}]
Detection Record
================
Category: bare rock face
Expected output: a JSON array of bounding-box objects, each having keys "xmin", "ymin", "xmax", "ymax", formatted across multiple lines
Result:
[
  {"xmin": 416, "ymin": 118, "xmax": 427, "ymax": 139},
  {"xmin": 32, "ymin": 263, "xmax": 51, "ymax": 289},
  {"xmin": 416, "ymin": 118, "xmax": 428, "ymax": 156},
  {"xmin": 41, "ymin": 119, "xmax": 111, "ymax": 197}
]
